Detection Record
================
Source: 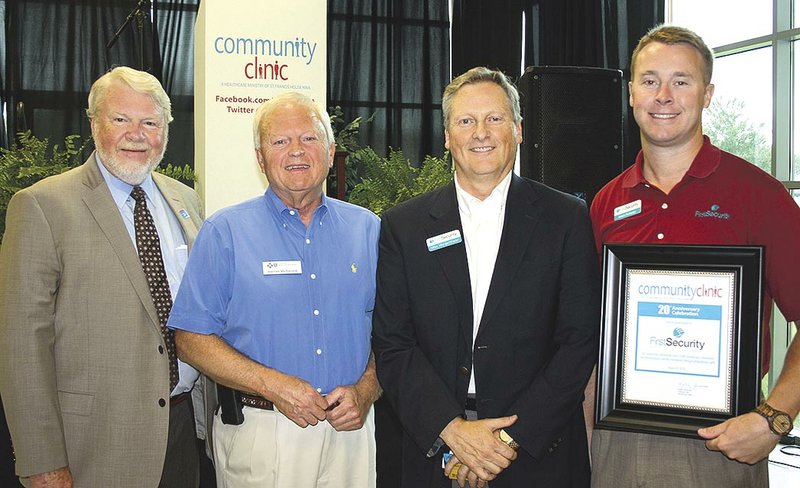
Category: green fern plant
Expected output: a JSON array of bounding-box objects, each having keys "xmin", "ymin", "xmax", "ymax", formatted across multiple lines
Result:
[
  {"xmin": 0, "ymin": 131, "xmax": 89, "ymax": 243},
  {"xmin": 328, "ymin": 105, "xmax": 377, "ymax": 197},
  {"xmin": 348, "ymin": 148, "xmax": 453, "ymax": 216},
  {"xmin": 329, "ymin": 105, "xmax": 375, "ymax": 155},
  {"xmin": 155, "ymin": 162, "xmax": 196, "ymax": 184}
]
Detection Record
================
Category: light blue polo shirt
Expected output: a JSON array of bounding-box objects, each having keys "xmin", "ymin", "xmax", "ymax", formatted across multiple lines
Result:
[{"xmin": 168, "ymin": 188, "xmax": 380, "ymax": 394}]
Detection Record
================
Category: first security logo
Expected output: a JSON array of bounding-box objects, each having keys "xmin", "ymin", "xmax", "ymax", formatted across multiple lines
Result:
[
  {"xmin": 673, "ymin": 327, "xmax": 685, "ymax": 338},
  {"xmin": 695, "ymin": 203, "xmax": 731, "ymax": 219}
]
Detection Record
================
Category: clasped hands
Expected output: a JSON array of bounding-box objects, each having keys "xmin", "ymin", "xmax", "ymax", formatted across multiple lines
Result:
[
  {"xmin": 440, "ymin": 415, "xmax": 519, "ymax": 488},
  {"xmin": 271, "ymin": 374, "xmax": 369, "ymax": 431}
]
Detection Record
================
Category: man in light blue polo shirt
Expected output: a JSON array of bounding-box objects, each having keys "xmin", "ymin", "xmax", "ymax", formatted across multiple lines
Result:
[{"xmin": 169, "ymin": 92, "xmax": 381, "ymax": 488}]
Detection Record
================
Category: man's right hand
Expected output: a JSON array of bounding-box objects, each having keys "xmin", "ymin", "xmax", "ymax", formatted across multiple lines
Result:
[
  {"xmin": 269, "ymin": 372, "xmax": 329, "ymax": 428},
  {"xmin": 30, "ymin": 467, "xmax": 73, "ymax": 488},
  {"xmin": 439, "ymin": 415, "xmax": 518, "ymax": 482}
]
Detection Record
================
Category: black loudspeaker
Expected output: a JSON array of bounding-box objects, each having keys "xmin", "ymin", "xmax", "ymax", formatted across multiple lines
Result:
[{"xmin": 518, "ymin": 66, "xmax": 624, "ymax": 203}]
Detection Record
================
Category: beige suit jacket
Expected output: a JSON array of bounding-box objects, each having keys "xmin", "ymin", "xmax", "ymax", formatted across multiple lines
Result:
[{"xmin": 0, "ymin": 154, "xmax": 203, "ymax": 486}]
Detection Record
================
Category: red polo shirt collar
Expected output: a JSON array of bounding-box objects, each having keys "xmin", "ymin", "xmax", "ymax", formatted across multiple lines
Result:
[{"xmin": 621, "ymin": 136, "xmax": 722, "ymax": 189}]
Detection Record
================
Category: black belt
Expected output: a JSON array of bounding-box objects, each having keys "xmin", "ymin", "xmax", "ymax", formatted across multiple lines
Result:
[
  {"xmin": 465, "ymin": 395, "xmax": 477, "ymax": 412},
  {"xmin": 239, "ymin": 392, "xmax": 275, "ymax": 410},
  {"xmin": 170, "ymin": 391, "xmax": 190, "ymax": 407}
]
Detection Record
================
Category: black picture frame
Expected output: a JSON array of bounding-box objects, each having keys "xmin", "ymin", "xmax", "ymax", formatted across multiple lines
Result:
[{"xmin": 595, "ymin": 244, "xmax": 764, "ymax": 438}]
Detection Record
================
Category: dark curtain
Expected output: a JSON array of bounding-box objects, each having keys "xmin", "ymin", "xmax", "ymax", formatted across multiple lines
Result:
[
  {"xmin": 152, "ymin": 0, "xmax": 199, "ymax": 169},
  {"xmin": 528, "ymin": 0, "xmax": 605, "ymax": 67},
  {"xmin": 0, "ymin": 0, "xmax": 198, "ymax": 169},
  {"xmin": 327, "ymin": 0, "xmax": 450, "ymax": 165},
  {"xmin": 452, "ymin": 0, "xmax": 524, "ymax": 80},
  {"xmin": 2, "ymin": 0, "xmax": 158, "ymax": 149}
]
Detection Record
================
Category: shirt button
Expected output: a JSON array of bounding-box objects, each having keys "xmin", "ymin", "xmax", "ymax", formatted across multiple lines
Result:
[
  {"xmin": 158, "ymin": 345, "xmax": 164, "ymax": 354},
  {"xmin": 316, "ymin": 387, "xmax": 322, "ymax": 393},
  {"xmin": 305, "ymin": 238, "xmax": 311, "ymax": 244},
  {"xmin": 158, "ymin": 398, "xmax": 166, "ymax": 407},
  {"xmin": 289, "ymin": 210, "xmax": 296, "ymax": 216},
  {"xmin": 661, "ymin": 203, "xmax": 668, "ymax": 209},
  {"xmin": 313, "ymin": 309, "xmax": 320, "ymax": 316},
  {"xmin": 657, "ymin": 233, "xmax": 664, "ymax": 240},
  {"xmin": 316, "ymin": 348, "xmax": 322, "ymax": 355},
  {"xmin": 310, "ymin": 273, "xmax": 317, "ymax": 279}
]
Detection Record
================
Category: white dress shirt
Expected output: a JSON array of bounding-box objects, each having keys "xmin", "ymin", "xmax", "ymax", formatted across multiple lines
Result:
[{"xmin": 455, "ymin": 170, "xmax": 512, "ymax": 394}]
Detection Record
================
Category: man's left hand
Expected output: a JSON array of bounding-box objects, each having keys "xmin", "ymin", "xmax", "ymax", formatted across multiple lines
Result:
[
  {"xmin": 444, "ymin": 454, "xmax": 487, "ymax": 488},
  {"xmin": 325, "ymin": 384, "xmax": 370, "ymax": 431},
  {"xmin": 698, "ymin": 412, "xmax": 780, "ymax": 464}
]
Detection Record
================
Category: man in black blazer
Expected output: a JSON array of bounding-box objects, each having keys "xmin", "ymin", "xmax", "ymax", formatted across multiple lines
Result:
[{"xmin": 372, "ymin": 67, "xmax": 600, "ymax": 488}]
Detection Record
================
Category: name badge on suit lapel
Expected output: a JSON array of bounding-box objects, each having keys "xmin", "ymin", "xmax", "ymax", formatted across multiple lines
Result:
[{"xmin": 426, "ymin": 230, "xmax": 462, "ymax": 252}]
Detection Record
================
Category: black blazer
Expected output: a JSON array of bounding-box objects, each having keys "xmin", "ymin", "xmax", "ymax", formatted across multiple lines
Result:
[{"xmin": 373, "ymin": 175, "xmax": 600, "ymax": 487}]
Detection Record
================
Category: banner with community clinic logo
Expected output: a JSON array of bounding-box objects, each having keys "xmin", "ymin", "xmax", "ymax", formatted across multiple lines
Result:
[{"xmin": 194, "ymin": 0, "xmax": 326, "ymax": 214}]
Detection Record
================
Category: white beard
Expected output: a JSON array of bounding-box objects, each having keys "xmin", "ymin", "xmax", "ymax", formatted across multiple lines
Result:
[{"xmin": 94, "ymin": 141, "xmax": 167, "ymax": 185}]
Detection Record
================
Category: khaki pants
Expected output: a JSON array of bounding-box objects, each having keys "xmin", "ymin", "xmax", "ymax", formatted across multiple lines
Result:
[
  {"xmin": 591, "ymin": 429, "xmax": 768, "ymax": 488},
  {"xmin": 213, "ymin": 405, "xmax": 376, "ymax": 488}
]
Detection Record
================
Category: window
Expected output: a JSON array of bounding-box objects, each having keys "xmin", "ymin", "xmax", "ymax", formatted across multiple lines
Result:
[{"xmin": 668, "ymin": 0, "xmax": 800, "ymax": 427}]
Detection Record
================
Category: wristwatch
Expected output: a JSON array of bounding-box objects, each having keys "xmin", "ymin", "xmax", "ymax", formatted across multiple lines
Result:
[
  {"xmin": 499, "ymin": 429, "xmax": 520, "ymax": 450},
  {"xmin": 753, "ymin": 402, "xmax": 794, "ymax": 436}
]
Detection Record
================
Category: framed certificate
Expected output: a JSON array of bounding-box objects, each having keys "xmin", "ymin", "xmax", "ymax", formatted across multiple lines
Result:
[{"xmin": 595, "ymin": 244, "xmax": 764, "ymax": 438}]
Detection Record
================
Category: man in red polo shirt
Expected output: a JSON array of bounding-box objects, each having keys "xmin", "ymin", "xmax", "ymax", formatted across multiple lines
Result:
[{"xmin": 590, "ymin": 25, "xmax": 800, "ymax": 487}]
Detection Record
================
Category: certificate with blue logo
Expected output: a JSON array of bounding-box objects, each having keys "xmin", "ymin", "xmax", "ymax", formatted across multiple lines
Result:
[
  {"xmin": 624, "ymin": 270, "xmax": 733, "ymax": 413},
  {"xmin": 595, "ymin": 244, "xmax": 763, "ymax": 438}
]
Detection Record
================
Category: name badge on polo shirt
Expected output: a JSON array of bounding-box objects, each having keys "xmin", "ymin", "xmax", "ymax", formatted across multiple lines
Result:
[
  {"xmin": 262, "ymin": 260, "xmax": 302, "ymax": 275},
  {"xmin": 426, "ymin": 230, "xmax": 462, "ymax": 252},
  {"xmin": 614, "ymin": 200, "xmax": 642, "ymax": 221}
]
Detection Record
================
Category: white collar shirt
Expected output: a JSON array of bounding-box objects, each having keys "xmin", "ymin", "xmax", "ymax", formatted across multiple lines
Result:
[{"xmin": 455, "ymin": 170, "xmax": 512, "ymax": 394}]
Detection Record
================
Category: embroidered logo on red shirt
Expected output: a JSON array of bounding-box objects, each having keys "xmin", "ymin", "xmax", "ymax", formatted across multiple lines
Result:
[{"xmin": 694, "ymin": 204, "xmax": 731, "ymax": 220}]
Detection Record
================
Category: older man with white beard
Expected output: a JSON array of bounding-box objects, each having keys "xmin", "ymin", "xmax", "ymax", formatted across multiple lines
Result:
[{"xmin": 0, "ymin": 66, "xmax": 204, "ymax": 488}]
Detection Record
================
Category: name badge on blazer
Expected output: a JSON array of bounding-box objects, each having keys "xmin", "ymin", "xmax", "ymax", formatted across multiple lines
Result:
[
  {"xmin": 426, "ymin": 230, "xmax": 462, "ymax": 252},
  {"xmin": 262, "ymin": 260, "xmax": 302, "ymax": 275}
]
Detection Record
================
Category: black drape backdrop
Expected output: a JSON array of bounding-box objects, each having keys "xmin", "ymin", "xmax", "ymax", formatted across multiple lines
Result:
[
  {"xmin": 0, "ymin": 0, "xmax": 198, "ymax": 168},
  {"xmin": 151, "ymin": 0, "xmax": 199, "ymax": 172},
  {"xmin": 452, "ymin": 0, "xmax": 524, "ymax": 81},
  {"xmin": 328, "ymin": 0, "xmax": 450, "ymax": 165}
]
